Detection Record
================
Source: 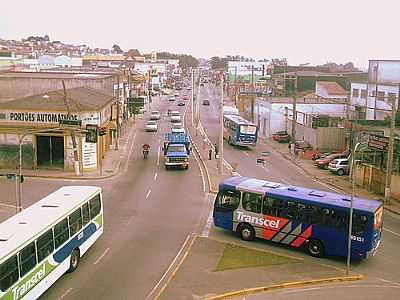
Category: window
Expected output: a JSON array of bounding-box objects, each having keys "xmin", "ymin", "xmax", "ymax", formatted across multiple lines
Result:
[
  {"xmin": 352, "ymin": 88, "xmax": 359, "ymax": 97},
  {"xmin": 353, "ymin": 213, "xmax": 368, "ymax": 235},
  {"xmin": 90, "ymin": 194, "xmax": 101, "ymax": 219},
  {"xmin": 0, "ymin": 255, "xmax": 19, "ymax": 292},
  {"xmin": 360, "ymin": 89, "xmax": 367, "ymax": 99},
  {"xmin": 54, "ymin": 218, "xmax": 70, "ymax": 249},
  {"xmin": 215, "ymin": 190, "xmax": 240, "ymax": 211},
  {"xmin": 82, "ymin": 202, "xmax": 90, "ymax": 225},
  {"xmin": 37, "ymin": 229, "xmax": 54, "ymax": 263},
  {"xmin": 242, "ymin": 192, "xmax": 262, "ymax": 213},
  {"xmin": 19, "ymin": 242, "xmax": 37, "ymax": 277},
  {"xmin": 377, "ymin": 91, "xmax": 385, "ymax": 101},
  {"xmin": 262, "ymin": 197, "xmax": 279, "ymax": 216},
  {"xmin": 69, "ymin": 208, "xmax": 83, "ymax": 236},
  {"xmin": 388, "ymin": 92, "xmax": 397, "ymax": 101}
]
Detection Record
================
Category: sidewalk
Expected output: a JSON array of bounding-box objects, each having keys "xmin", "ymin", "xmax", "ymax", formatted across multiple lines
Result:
[
  {"xmin": 265, "ymin": 138, "xmax": 400, "ymax": 215},
  {"xmin": 0, "ymin": 118, "xmax": 138, "ymax": 181}
]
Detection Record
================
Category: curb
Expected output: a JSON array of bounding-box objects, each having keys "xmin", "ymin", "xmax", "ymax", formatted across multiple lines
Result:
[{"xmin": 204, "ymin": 275, "xmax": 364, "ymax": 300}]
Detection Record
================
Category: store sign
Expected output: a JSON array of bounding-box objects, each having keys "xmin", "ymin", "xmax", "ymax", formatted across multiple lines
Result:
[
  {"xmin": 0, "ymin": 111, "xmax": 79, "ymax": 124},
  {"xmin": 368, "ymin": 134, "xmax": 389, "ymax": 151},
  {"xmin": 82, "ymin": 141, "xmax": 97, "ymax": 169}
]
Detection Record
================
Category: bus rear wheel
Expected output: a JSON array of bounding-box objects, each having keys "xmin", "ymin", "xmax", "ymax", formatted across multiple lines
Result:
[
  {"xmin": 238, "ymin": 223, "xmax": 255, "ymax": 241},
  {"xmin": 68, "ymin": 249, "xmax": 80, "ymax": 273},
  {"xmin": 307, "ymin": 239, "xmax": 324, "ymax": 258}
]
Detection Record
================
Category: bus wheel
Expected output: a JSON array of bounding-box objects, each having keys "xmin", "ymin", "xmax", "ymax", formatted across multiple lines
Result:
[
  {"xmin": 307, "ymin": 239, "xmax": 324, "ymax": 258},
  {"xmin": 68, "ymin": 249, "xmax": 80, "ymax": 273},
  {"xmin": 238, "ymin": 224, "xmax": 255, "ymax": 241}
]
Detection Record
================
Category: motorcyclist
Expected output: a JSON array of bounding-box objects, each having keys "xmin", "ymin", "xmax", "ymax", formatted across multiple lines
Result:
[{"xmin": 142, "ymin": 143, "xmax": 150, "ymax": 159}]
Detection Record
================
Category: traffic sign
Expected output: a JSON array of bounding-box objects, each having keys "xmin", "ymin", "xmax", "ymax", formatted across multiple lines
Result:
[
  {"xmin": 59, "ymin": 119, "xmax": 82, "ymax": 127},
  {"xmin": 85, "ymin": 124, "xmax": 98, "ymax": 143}
]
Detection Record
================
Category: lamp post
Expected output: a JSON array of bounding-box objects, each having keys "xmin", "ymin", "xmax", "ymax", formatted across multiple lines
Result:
[{"xmin": 346, "ymin": 141, "xmax": 363, "ymax": 275}]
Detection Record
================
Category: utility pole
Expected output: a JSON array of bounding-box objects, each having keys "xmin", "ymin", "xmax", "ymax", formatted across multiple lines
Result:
[
  {"xmin": 234, "ymin": 66, "xmax": 237, "ymax": 107},
  {"xmin": 219, "ymin": 73, "xmax": 224, "ymax": 175},
  {"xmin": 291, "ymin": 73, "xmax": 298, "ymax": 143},
  {"xmin": 191, "ymin": 69, "xmax": 194, "ymax": 126},
  {"xmin": 384, "ymin": 94, "xmax": 397, "ymax": 203},
  {"xmin": 116, "ymin": 75, "xmax": 120, "ymax": 150},
  {"xmin": 62, "ymin": 80, "xmax": 81, "ymax": 176}
]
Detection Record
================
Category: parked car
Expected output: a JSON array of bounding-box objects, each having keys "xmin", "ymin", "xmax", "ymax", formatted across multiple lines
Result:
[
  {"xmin": 202, "ymin": 99, "xmax": 210, "ymax": 105},
  {"xmin": 169, "ymin": 97, "xmax": 175, "ymax": 101},
  {"xmin": 178, "ymin": 101, "xmax": 185, "ymax": 106},
  {"xmin": 312, "ymin": 151, "xmax": 340, "ymax": 161},
  {"xmin": 328, "ymin": 158, "xmax": 349, "ymax": 176},
  {"xmin": 170, "ymin": 111, "xmax": 181, "ymax": 123},
  {"xmin": 294, "ymin": 140, "xmax": 312, "ymax": 152},
  {"xmin": 315, "ymin": 152, "xmax": 349, "ymax": 169},
  {"xmin": 272, "ymin": 131, "xmax": 290, "ymax": 143},
  {"xmin": 146, "ymin": 120, "xmax": 158, "ymax": 132},
  {"xmin": 150, "ymin": 110, "xmax": 161, "ymax": 120}
]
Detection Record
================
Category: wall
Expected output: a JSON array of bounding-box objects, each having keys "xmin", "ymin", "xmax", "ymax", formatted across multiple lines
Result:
[{"xmin": 0, "ymin": 133, "xmax": 34, "ymax": 169}]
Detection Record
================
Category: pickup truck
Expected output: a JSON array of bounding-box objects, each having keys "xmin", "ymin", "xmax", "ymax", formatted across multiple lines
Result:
[{"xmin": 163, "ymin": 133, "xmax": 191, "ymax": 170}]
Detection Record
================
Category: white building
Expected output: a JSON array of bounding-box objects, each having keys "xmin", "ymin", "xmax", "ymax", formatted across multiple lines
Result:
[{"xmin": 315, "ymin": 81, "xmax": 347, "ymax": 99}]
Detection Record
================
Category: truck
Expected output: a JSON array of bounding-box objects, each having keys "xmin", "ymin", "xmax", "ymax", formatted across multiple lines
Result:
[{"xmin": 163, "ymin": 132, "xmax": 191, "ymax": 170}]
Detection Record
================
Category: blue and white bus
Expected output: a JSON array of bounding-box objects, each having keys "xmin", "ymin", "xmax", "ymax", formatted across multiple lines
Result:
[
  {"xmin": 213, "ymin": 176, "xmax": 383, "ymax": 259},
  {"xmin": 0, "ymin": 186, "xmax": 103, "ymax": 300},
  {"xmin": 223, "ymin": 114, "xmax": 258, "ymax": 146}
]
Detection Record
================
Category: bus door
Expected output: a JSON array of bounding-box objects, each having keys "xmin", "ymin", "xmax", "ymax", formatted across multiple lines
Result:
[{"xmin": 213, "ymin": 189, "xmax": 241, "ymax": 231}]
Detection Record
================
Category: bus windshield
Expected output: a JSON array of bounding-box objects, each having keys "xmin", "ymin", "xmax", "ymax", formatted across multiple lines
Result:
[
  {"xmin": 168, "ymin": 145, "xmax": 186, "ymax": 152},
  {"xmin": 240, "ymin": 125, "xmax": 257, "ymax": 135}
]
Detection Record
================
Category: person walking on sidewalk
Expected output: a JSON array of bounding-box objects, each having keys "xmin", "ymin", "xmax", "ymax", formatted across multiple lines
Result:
[{"xmin": 214, "ymin": 143, "xmax": 219, "ymax": 159}]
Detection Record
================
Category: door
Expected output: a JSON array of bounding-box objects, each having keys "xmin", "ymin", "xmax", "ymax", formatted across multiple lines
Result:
[{"xmin": 36, "ymin": 136, "xmax": 64, "ymax": 168}]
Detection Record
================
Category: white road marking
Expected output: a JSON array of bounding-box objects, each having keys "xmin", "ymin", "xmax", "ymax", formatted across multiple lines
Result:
[
  {"xmin": 0, "ymin": 203, "xmax": 16, "ymax": 209},
  {"xmin": 243, "ymin": 151, "xmax": 249, "ymax": 156},
  {"xmin": 93, "ymin": 248, "xmax": 110, "ymax": 265},
  {"xmin": 154, "ymin": 172, "xmax": 158, "ymax": 181},
  {"xmin": 145, "ymin": 234, "xmax": 192, "ymax": 300},
  {"xmin": 126, "ymin": 216, "xmax": 134, "ymax": 226},
  {"xmin": 379, "ymin": 278, "xmax": 400, "ymax": 287},
  {"xmin": 191, "ymin": 143, "xmax": 206, "ymax": 193},
  {"xmin": 146, "ymin": 190, "xmax": 151, "ymax": 199},
  {"xmin": 281, "ymin": 178, "xmax": 291, "ymax": 185},
  {"xmin": 201, "ymin": 208, "xmax": 214, "ymax": 237},
  {"xmin": 58, "ymin": 288, "xmax": 73, "ymax": 300},
  {"xmin": 383, "ymin": 227, "xmax": 400, "ymax": 238}
]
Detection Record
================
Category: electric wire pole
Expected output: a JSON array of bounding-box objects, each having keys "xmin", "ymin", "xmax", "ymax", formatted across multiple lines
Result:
[
  {"xmin": 291, "ymin": 73, "xmax": 298, "ymax": 145},
  {"xmin": 384, "ymin": 95, "xmax": 397, "ymax": 203},
  {"xmin": 62, "ymin": 80, "xmax": 81, "ymax": 176},
  {"xmin": 219, "ymin": 73, "xmax": 224, "ymax": 175}
]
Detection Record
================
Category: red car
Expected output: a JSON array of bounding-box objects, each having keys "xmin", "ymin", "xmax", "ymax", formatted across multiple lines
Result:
[{"xmin": 315, "ymin": 152, "xmax": 349, "ymax": 169}]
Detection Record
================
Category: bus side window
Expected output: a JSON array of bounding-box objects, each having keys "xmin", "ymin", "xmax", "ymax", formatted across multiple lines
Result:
[
  {"xmin": 334, "ymin": 210, "xmax": 349, "ymax": 231},
  {"xmin": 19, "ymin": 242, "xmax": 37, "ymax": 277},
  {"xmin": 54, "ymin": 218, "xmax": 70, "ymax": 249},
  {"xmin": 262, "ymin": 197, "xmax": 278, "ymax": 216},
  {"xmin": 37, "ymin": 229, "xmax": 54, "ymax": 263},
  {"xmin": 353, "ymin": 213, "xmax": 368, "ymax": 235},
  {"xmin": 216, "ymin": 190, "xmax": 240, "ymax": 211},
  {"xmin": 69, "ymin": 208, "xmax": 83, "ymax": 236},
  {"xmin": 242, "ymin": 192, "xmax": 262, "ymax": 213},
  {"xmin": 287, "ymin": 201, "xmax": 298, "ymax": 219},
  {"xmin": 82, "ymin": 202, "xmax": 90, "ymax": 225},
  {"xmin": 90, "ymin": 194, "xmax": 101, "ymax": 219},
  {"xmin": 0, "ymin": 255, "xmax": 19, "ymax": 292},
  {"xmin": 274, "ymin": 199, "xmax": 288, "ymax": 218}
]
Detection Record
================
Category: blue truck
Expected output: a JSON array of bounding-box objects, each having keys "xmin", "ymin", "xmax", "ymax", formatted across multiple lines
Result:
[{"xmin": 163, "ymin": 132, "xmax": 191, "ymax": 170}]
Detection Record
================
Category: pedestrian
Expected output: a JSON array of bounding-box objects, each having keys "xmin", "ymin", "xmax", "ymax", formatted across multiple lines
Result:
[
  {"xmin": 214, "ymin": 143, "xmax": 219, "ymax": 159},
  {"xmin": 208, "ymin": 148, "xmax": 212, "ymax": 160},
  {"xmin": 288, "ymin": 143, "xmax": 291, "ymax": 153}
]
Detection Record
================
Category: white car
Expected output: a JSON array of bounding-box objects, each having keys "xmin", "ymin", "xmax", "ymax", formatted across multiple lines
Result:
[
  {"xmin": 169, "ymin": 97, "xmax": 175, "ymax": 101},
  {"xmin": 146, "ymin": 120, "xmax": 158, "ymax": 132},
  {"xmin": 171, "ymin": 127, "xmax": 185, "ymax": 134},
  {"xmin": 150, "ymin": 111, "xmax": 161, "ymax": 120},
  {"xmin": 170, "ymin": 111, "xmax": 181, "ymax": 123}
]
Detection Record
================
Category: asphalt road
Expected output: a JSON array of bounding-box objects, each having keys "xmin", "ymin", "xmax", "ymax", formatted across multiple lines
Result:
[
  {"xmin": 1, "ymin": 91, "xmax": 210, "ymax": 300},
  {"xmin": 198, "ymin": 82, "xmax": 400, "ymax": 297}
]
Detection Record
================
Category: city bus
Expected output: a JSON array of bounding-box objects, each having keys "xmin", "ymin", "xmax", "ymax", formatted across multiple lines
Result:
[
  {"xmin": 223, "ymin": 114, "xmax": 258, "ymax": 147},
  {"xmin": 213, "ymin": 176, "xmax": 383, "ymax": 259},
  {"xmin": 0, "ymin": 186, "xmax": 103, "ymax": 300}
]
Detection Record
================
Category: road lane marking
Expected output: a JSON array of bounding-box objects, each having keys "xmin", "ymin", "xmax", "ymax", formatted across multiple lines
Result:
[
  {"xmin": 154, "ymin": 172, "xmax": 158, "ymax": 181},
  {"xmin": 146, "ymin": 190, "xmax": 151, "ymax": 199},
  {"xmin": 145, "ymin": 234, "xmax": 193, "ymax": 300},
  {"xmin": 126, "ymin": 216, "xmax": 134, "ymax": 226},
  {"xmin": 93, "ymin": 248, "xmax": 110, "ymax": 265},
  {"xmin": 281, "ymin": 178, "xmax": 291, "ymax": 185},
  {"xmin": 58, "ymin": 288, "xmax": 73, "ymax": 300},
  {"xmin": 201, "ymin": 209, "xmax": 214, "ymax": 237},
  {"xmin": 383, "ymin": 227, "xmax": 400, "ymax": 238}
]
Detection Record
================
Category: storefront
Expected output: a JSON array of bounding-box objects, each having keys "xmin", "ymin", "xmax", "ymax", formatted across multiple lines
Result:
[{"xmin": 0, "ymin": 87, "xmax": 115, "ymax": 172}]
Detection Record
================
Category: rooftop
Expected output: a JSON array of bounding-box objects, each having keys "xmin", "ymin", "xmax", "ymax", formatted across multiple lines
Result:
[
  {"xmin": 0, "ymin": 71, "xmax": 113, "ymax": 80},
  {"xmin": 0, "ymin": 86, "xmax": 114, "ymax": 112},
  {"xmin": 317, "ymin": 81, "xmax": 347, "ymax": 95}
]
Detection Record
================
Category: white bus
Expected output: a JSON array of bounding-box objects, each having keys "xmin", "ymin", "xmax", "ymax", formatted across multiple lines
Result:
[{"xmin": 0, "ymin": 186, "xmax": 103, "ymax": 300}]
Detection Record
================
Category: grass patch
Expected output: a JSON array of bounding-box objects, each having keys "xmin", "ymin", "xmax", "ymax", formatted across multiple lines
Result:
[{"xmin": 214, "ymin": 244, "xmax": 300, "ymax": 272}]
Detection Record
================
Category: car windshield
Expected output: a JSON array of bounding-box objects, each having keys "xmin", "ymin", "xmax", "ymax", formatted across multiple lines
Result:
[
  {"xmin": 147, "ymin": 121, "xmax": 156, "ymax": 125},
  {"xmin": 167, "ymin": 145, "xmax": 186, "ymax": 152},
  {"xmin": 151, "ymin": 111, "xmax": 159, "ymax": 115},
  {"xmin": 240, "ymin": 125, "xmax": 257, "ymax": 135},
  {"xmin": 171, "ymin": 112, "xmax": 180, "ymax": 116}
]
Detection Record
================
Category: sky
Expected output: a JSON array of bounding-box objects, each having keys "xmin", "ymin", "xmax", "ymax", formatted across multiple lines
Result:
[{"xmin": 1, "ymin": 0, "xmax": 399, "ymax": 70}]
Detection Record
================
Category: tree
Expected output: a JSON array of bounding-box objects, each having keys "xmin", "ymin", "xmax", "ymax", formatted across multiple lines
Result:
[
  {"xmin": 210, "ymin": 56, "xmax": 228, "ymax": 70},
  {"xmin": 112, "ymin": 44, "xmax": 123, "ymax": 54}
]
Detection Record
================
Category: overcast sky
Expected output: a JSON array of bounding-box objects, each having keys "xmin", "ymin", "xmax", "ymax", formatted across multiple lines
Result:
[{"xmin": 1, "ymin": 0, "xmax": 399, "ymax": 69}]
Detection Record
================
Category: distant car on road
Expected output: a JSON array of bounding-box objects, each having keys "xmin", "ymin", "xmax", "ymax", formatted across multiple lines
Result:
[
  {"xmin": 146, "ymin": 120, "xmax": 158, "ymax": 132},
  {"xmin": 272, "ymin": 131, "xmax": 290, "ymax": 143},
  {"xmin": 202, "ymin": 99, "xmax": 210, "ymax": 105},
  {"xmin": 183, "ymin": 95, "xmax": 189, "ymax": 101},
  {"xmin": 150, "ymin": 111, "xmax": 161, "ymax": 120},
  {"xmin": 178, "ymin": 101, "xmax": 185, "ymax": 106},
  {"xmin": 170, "ymin": 111, "xmax": 181, "ymax": 123},
  {"xmin": 169, "ymin": 97, "xmax": 175, "ymax": 101}
]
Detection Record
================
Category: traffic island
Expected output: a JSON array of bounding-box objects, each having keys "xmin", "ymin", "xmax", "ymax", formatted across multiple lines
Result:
[{"xmin": 158, "ymin": 237, "xmax": 357, "ymax": 300}]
